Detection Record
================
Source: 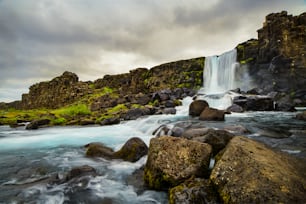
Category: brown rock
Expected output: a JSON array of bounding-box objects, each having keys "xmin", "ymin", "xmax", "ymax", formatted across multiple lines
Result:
[
  {"xmin": 199, "ymin": 107, "xmax": 225, "ymax": 121},
  {"xmin": 144, "ymin": 136, "xmax": 212, "ymax": 190},
  {"xmin": 210, "ymin": 136, "xmax": 306, "ymax": 204},
  {"xmin": 189, "ymin": 100, "xmax": 209, "ymax": 116},
  {"xmin": 113, "ymin": 137, "xmax": 148, "ymax": 162},
  {"xmin": 85, "ymin": 142, "xmax": 114, "ymax": 159}
]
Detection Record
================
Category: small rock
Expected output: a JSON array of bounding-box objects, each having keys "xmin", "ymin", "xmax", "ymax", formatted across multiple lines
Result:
[
  {"xmin": 100, "ymin": 117, "xmax": 120, "ymax": 126},
  {"xmin": 199, "ymin": 107, "xmax": 225, "ymax": 121},
  {"xmin": 226, "ymin": 104, "xmax": 244, "ymax": 113},
  {"xmin": 295, "ymin": 111, "xmax": 306, "ymax": 121},
  {"xmin": 66, "ymin": 165, "xmax": 97, "ymax": 181},
  {"xmin": 26, "ymin": 119, "xmax": 50, "ymax": 130}
]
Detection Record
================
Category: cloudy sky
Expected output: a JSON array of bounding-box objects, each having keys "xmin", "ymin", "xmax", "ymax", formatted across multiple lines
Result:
[{"xmin": 0, "ymin": 0, "xmax": 305, "ymax": 102}]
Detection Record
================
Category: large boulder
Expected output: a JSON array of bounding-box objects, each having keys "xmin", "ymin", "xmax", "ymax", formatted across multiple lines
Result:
[
  {"xmin": 234, "ymin": 95, "xmax": 274, "ymax": 111},
  {"xmin": 169, "ymin": 178, "xmax": 220, "ymax": 204},
  {"xmin": 26, "ymin": 119, "xmax": 50, "ymax": 130},
  {"xmin": 199, "ymin": 107, "xmax": 225, "ymax": 121},
  {"xmin": 113, "ymin": 137, "xmax": 148, "ymax": 162},
  {"xmin": 210, "ymin": 136, "xmax": 306, "ymax": 203},
  {"xmin": 189, "ymin": 100, "xmax": 209, "ymax": 116},
  {"xmin": 144, "ymin": 136, "xmax": 212, "ymax": 190}
]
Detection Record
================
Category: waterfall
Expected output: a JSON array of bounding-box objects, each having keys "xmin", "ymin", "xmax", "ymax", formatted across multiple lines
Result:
[
  {"xmin": 198, "ymin": 49, "xmax": 240, "ymax": 109},
  {"xmin": 203, "ymin": 49, "xmax": 238, "ymax": 94}
]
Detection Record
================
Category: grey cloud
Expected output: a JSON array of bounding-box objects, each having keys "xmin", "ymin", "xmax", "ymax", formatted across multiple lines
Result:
[{"xmin": 0, "ymin": 0, "xmax": 305, "ymax": 102}]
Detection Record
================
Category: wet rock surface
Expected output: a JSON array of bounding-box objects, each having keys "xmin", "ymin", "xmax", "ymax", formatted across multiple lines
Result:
[{"xmin": 210, "ymin": 136, "xmax": 306, "ymax": 203}]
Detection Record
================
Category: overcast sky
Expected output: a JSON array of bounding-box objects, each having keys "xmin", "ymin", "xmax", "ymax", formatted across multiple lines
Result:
[{"xmin": 0, "ymin": 0, "xmax": 305, "ymax": 102}]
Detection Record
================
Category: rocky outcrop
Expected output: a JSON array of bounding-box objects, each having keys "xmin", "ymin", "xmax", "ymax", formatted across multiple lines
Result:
[
  {"xmin": 85, "ymin": 142, "xmax": 114, "ymax": 159},
  {"xmin": 210, "ymin": 136, "xmax": 306, "ymax": 203},
  {"xmin": 144, "ymin": 136, "xmax": 212, "ymax": 190},
  {"xmin": 94, "ymin": 58, "xmax": 204, "ymax": 94},
  {"xmin": 21, "ymin": 71, "xmax": 92, "ymax": 109},
  {"xmin": 233, "ymin": 95, "xmax": 274, "ymax": 111},
  {"xmin": 237, "ymin": 11, "xmax": 306, "ymax": 106}
]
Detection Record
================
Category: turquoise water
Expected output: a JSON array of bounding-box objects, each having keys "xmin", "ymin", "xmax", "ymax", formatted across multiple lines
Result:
[{"xmin": 0, "ymin": 98, "xmax": 305, "ymax": 203}]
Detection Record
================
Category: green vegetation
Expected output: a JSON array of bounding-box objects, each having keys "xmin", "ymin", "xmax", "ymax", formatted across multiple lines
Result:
[
  {"xmin": 52, "ymin": 117, "xmax": 67, "ymax": 125},
  {"xmin": 240, "ymin": 57, "xmax": 254, "ymax": 65},
  {"xmin": 52, "ymin": 104, "xmax": 91, "ymax": 117},
  {"xmin": 107, "ymin": 104, "xmax": 127, "ymax": 114}
]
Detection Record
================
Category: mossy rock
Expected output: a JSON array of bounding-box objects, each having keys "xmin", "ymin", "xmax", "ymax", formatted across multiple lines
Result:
[{"xmin": 113, "ymin": 137, "xmax": 148, "ymax": 162}]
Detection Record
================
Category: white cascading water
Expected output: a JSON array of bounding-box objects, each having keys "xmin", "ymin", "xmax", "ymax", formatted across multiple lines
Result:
[{"xmin": 198, "ymin": 49, "xmax": 240, "ymax": 109}]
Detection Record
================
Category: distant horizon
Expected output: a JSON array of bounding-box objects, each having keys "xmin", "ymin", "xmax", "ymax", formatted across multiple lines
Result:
[{"xmin": 0, "ymin": 0, "xmax": 305, "ymax": 102}]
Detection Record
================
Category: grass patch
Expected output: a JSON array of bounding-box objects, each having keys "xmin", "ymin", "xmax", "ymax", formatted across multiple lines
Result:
[
  {"xmin": 52, "ymin": 104, "xmax": 91, "ymax": 118},
  {"xmin": 52, "ymin": 117, "xmax": 67, "ymax": 125},
  {"xmin": 107, "ymin": 104, "xmax": 128, "ymax": 114}
]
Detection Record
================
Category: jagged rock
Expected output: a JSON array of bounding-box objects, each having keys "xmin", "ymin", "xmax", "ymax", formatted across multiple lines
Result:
[
  {"xmin": 85, "ymin": 142, "xmax": 114, "ymax": 159},
  {"xmin": 226, "ymin": 104, "xmax": 244, "ymax": 113},
  {"xmin": 188, "ymin": 129, "xmax": 234, "ymax": 156},
  {"xmin": 210, "ymin": 136, "xmax": 306, "ymax": 203},
  {"xmin": 189, "ymin": 100, "xmax": 209, "ymax": 116},
  {"xmin": 100, "ymin": 117, "xmax": 120, "ymax": 126},
  {"xmin": 21, "ymin": 71, "xmax": 91, "ymax": 109},
  {"xmin": 199, "ymin": 107, "xmax": 225, "ymax": 121},
  {"xmin": 26, "ymin": 119, "xmax": 50, "ymax": 130},
  {"xmin": 169, "ymin": 178, "xmax": 220, "ymax": 204},
  {"xmin": 234, "ymin": 95, "xmax": 274, "ymax": 111},
  {"xmin": 144, "ymin": 136, "xmax": 212, "ymax": 190},
  {"xmin": 113, "ymin": 137, "xmax": 148, "ymax": 162}
]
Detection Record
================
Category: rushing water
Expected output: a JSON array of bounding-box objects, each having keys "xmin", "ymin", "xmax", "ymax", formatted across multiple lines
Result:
[
  {"xmin": 198, "ymin": 49, "xmax": 254, "ymax": 109},
  {"xmin": 0, "ymin": 97, "xmax": 305, "ymax": 203}
]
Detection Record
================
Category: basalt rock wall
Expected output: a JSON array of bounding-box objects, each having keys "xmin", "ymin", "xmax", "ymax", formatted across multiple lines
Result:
[
  {"xmin": 21, "ymin": 71, "xmax": 92, "ymax": 109},
  {"xmin": 237, "ymin": 11, "xmax": 306, "ymax": 105}
]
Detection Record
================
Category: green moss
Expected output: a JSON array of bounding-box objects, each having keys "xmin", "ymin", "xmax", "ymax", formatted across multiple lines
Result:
[
  {"xmin": 52, "ymin": 117, "xmax": 66, "ymax": 125},
  {"xmin": 240, "ymin": 57, "xmax": 254, "ymax": 65},
  {"xmin": 107, "ymin": 104, "xmax": 127, "ymax": 114},
  {"xmin": 52, "ymin": 104, "xmax": 91, "ymax": 118}
]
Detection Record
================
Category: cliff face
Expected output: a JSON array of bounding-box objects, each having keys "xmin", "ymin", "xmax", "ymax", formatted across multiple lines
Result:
[
  {"xmin": 19, "ymin": 58, "xmax": 204, "ymax": 109},
  {"xmin": 94, "ymin": 57, "xmax": 204, "ymax": 94},
  {"xmin": 237, "ymin": 11, "xmax": 306, "ymax": 104},
  {"xmin": 21, "ymin": 71, "xmax": 92, "ymax": 109}
]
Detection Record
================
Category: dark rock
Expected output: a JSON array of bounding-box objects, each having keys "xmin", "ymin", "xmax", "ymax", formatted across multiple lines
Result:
[
  {"xmin": 126, "ymin": 167, "xmax": 145, "ymax": 193},
  {"xmin": 153, "ymin": 125, "xmax": 171, "ymax": 137},
  {"xmin": 226, "ymin": 104, "xmax": 244, "ymax": 113},
  {"xmin": 135, "ymin": 93, "xmax": 151, "ymax": 105},
  {"xmin": 169, "ymin": 178, "xmax": 220, "ymax": 204},
  {"xmin": 161, "ymin": 108, "xmax": 176, "ymax": 115},
  {"xmin": 169, "ymin": 126, "xmax": 185, "ymax": 137},
  {"xmin": 124, "ymin": 108, "xmax": 146, "ymax": 120},
  {"xmin": 199, "ymin": 107, "xmax": 225, "ymax": 121},
  {"xmin": 26, "ymin": 119, "xmax": 50, "ymax": 130},
  {"xmin": 79, "ymin": 119, "xmax": 95, "ymax": 126},
  {"xmin": 164, "ymin": 100, "xmax": 176, "ymax": 108},
  {"xmin": 210, "ymin": 136, "xmax": 306, "ymax": 204},
  {"xmin": 190, "ymin": 129, "xmax": 234, "ymax": 156},
  {"xmin": 296, "ymin": 111, "xmax": 306, "ymax": 121},
  {"xmin": 245, "ymin": 96, "xmax": 274, "ymax": 111},
  {"xmin": 144, "ymin": 136, "xmax": 212, "ymax": 190},
  {"xmin": 246, "ymin": 88, "xmax": 261, "ymax": 95},
  {"xmin": 189, "ymin": 100, "xmax": 209, "ymax": 116},
  {"xmin": 66, "ymin": 165, "xmax": 97, "ymax": 181},
  {"xmin": 275, "ymin": 102, "xmax": 296, "ymax": 112},
  {"xmin": 113, "ymin": 137, "xmax": 148, "ymax": 162},
  {"xmin": 100, "ymin": 117, "xmax": 120, "ymax": 126},
  {"xmin": 85, "ymin": 142, "xmax": 114, "ymax": 159}
]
